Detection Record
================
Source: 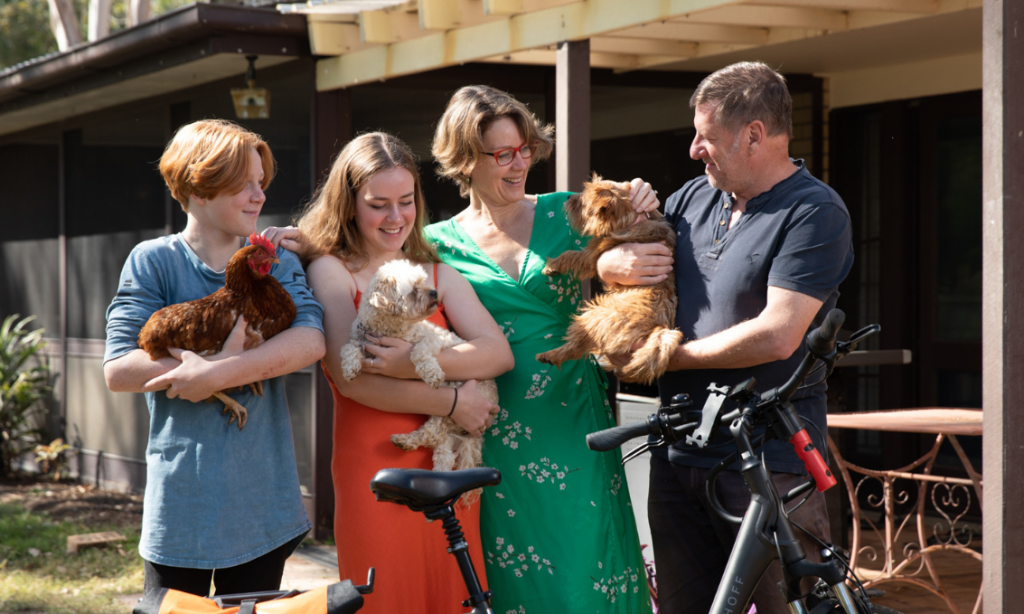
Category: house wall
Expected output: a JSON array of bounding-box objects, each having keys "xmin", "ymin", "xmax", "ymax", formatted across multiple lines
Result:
[{"xmin": 827, "ymin": 52, "xmax": 982, "ymax": 110}]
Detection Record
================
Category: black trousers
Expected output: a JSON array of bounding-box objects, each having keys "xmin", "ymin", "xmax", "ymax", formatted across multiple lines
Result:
[
  {"xmin": 143, "ymin": 533, "xmax": 306, "ymax": 597},
  {"xmin": 648, "ymin": 456, "xmax": 830, "ymax": 614}
]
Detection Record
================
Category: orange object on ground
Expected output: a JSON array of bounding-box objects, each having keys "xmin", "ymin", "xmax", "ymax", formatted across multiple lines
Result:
[
  {"xmin": 327, "ymin": 276, "xmax": 486, "ymax": 614},
  {"xmin": 132, "ymin": 582, "xmax": 363, "ymax": 614}
]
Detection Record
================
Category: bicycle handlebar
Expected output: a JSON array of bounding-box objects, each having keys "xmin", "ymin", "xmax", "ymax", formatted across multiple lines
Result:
[
  {"xmin": 586, "ymin": 419, "xmax": 656, "ymax": 452},
  {"xmin": 587, "ymin": 309, "xmax": 853, "ymax": 491}
]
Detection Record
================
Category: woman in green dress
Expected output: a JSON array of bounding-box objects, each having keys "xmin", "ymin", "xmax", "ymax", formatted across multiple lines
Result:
[{"xmin": 425, "ymin": 85, "xmax": 670, "ymax": 614}]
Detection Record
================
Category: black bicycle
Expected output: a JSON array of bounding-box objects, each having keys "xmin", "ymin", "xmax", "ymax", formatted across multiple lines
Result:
[
  {"xmin": 586, "ymin": 308, "xmax": 902, "ymax": 614},
  {"xmin": 370, "ymin": 467, "xmax": 501, "ymax": 614},
  {"xmin": 178, "ymin": 469, "xmax": 498, "ymax": 614}
]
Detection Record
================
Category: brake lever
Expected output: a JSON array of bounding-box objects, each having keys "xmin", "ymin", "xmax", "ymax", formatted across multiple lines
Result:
[
  {"xmin": 621, "ymin": 440, "xmax": 661, "ymax": 465},
  {"xmin": 836, "ymin": 324, "xmax": 882, "ymax": 357}
]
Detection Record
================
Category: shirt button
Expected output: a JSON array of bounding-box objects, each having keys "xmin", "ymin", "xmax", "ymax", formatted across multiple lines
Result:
[
  {"xmin": 719, "ymin": 220, "xmax": 726, "ymax": 226},
  {"xmin": 715, "ymin": 239, "xmax": 720, "ymax": 244},
  {"xmin": 724, "ymin": 202, "xmax": 730, "ymax": 208}
]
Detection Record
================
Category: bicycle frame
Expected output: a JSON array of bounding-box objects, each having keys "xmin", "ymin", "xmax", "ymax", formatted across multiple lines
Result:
[{"xmin": 708, "ymin": 402, "xmax": 856, "ymax": 614}]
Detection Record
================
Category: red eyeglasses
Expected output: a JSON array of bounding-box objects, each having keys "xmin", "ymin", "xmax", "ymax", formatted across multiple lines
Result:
[{"xmin": 481, "ymin": 141, "xmax": 538, "ymax": 166}]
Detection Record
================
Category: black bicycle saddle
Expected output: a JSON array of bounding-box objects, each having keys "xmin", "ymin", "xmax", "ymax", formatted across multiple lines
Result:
[{"xmin": 370, "ymin": 468, "xmax": 501, "ymax": 508}]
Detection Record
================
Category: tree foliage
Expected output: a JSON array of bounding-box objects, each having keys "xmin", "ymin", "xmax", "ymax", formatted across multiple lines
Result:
[
  {"xmin": 0, "ymin": 0, "xmax": 58, "ymax": 70},
  {"xmin": 0, "ymin": 314, "xmax": 53, "ymax": 476},
  {"xmin": 1, "ymin": 0, "xmax": 196, "ymax": 70}
]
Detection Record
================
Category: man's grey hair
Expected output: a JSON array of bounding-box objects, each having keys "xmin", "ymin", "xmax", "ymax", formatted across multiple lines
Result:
[{"xmin": 690, "ymin": 62, "xmax": 792, "ymax": 138}]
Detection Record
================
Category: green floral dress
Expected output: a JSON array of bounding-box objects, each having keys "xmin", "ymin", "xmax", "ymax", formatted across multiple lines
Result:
[{"xmin": 425, "ymin": 193, "xmax": 652, "ymax": 614}]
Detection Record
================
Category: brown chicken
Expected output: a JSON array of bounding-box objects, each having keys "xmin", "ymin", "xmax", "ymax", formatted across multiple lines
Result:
[{"xmin": 138, "ymin": 233, "xmax": 296, "ymax": 430}]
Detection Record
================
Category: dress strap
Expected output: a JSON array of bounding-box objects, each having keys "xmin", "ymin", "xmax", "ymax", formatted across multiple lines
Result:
[{"xmin": 433, "ymin": 261, "xmax": 452, "ymax": 330}]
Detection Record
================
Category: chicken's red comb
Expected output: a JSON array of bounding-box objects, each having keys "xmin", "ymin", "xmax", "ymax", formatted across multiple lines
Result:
[{"xmin": 249, "ymin": 233, "xmax": 276, "ymax": 253}]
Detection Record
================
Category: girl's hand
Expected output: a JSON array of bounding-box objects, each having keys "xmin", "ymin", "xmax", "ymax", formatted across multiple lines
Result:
[
  {"xmin": 621, "ymin": 178, "xmax": 660, "ymax": 214},
  {"xmin": 450, "ymin": 380, "xmax": 498, "ymax": 437},
  {"xmin": 261, "ymin": 226, "xmax": 303, "ymax": 252},
  {"xmin": 360, "ymin": 334, "xmax": 418, "ymax": 379}
]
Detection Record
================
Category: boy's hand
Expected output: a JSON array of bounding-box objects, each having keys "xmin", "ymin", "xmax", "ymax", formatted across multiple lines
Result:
[
  {"xmin": 261, "ymin": 226, "xmax": 303, "ymax": 252},
  {"xmin": 142, "ymin": 317, "xmax": 249, "ymax": 402}
]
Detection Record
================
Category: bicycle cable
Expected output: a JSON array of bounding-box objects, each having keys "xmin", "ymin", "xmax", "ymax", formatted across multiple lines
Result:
[{"xmin": 790, "ymin": 517, "xmax": 874, "ymax": 614}]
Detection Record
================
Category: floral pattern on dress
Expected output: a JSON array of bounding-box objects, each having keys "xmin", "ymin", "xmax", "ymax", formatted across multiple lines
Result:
[
  {"xmin": 520, "ymin": 457, "xmax": 579, "ymax": 489},
  {"xmin": 524, "ymin": 369, "xmax": 552, "ymax": 400},
  {"xmin": 592, "ymin": 564, "xmax": 644, "ymax": 603},
  {"xmin": 487, "ymin": 538, "xmax": 555, "ymax": 577},
  {"xmin": 489, "ymin": 409, "xmax": 533, "ymax": 449},
  {"xmin": 545, "ymin": 274, "xmax": 583, "ymax": 307}
]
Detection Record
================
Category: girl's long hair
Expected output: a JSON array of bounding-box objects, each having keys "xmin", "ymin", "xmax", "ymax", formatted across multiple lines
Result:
[{"xmin": 295, "ymin": 132, "xmax": 438, "ymax": 269}]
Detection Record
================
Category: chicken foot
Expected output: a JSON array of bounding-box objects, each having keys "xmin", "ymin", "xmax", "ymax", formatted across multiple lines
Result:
[{"xmin": 212, "ymin": 391, "xmax": 248, "ymax": 430}]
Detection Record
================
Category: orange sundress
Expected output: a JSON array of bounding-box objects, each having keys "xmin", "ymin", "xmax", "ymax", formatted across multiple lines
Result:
[{"xmin": 326, "ymin": 263, "xmax": 486, "ymax": 614}]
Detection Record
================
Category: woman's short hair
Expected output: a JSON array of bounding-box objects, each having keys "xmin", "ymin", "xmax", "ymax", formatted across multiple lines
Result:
[
  {"xmin": 159, "ymin": 119, "xmax": 275, "ymax": 211},
  {"xmin": 690, "ymin": 62, "xmax": 792, "ymax": 138},
  {"xmin": 294, "ymin": 132, "xmax": 437, "ymax": 268},
  {"xmin": 432, "ymin": 85, "xmax": 554, "ymax": 197}
]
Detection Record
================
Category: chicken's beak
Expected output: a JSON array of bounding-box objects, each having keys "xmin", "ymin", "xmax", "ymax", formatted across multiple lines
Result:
[{"xmin": 269, "ymin": 256, "xmax": 280, "ymax": 265}]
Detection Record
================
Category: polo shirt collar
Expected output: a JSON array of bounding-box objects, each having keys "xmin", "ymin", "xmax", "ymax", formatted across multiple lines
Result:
[{"xmin": 735, "ymin": 158, "xmax": 808, "ymax": 213}]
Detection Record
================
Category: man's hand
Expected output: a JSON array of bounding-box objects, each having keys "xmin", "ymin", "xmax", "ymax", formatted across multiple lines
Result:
[
  {"xmin": 450, "ymin": 380, "xmax": 499, "ymax": 437},
  {"xmin": 597, "ymin": 242, "xmax": 674, "ymax": 287}
]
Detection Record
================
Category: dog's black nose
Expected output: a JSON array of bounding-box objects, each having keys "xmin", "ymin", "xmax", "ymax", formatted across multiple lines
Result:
[{"xmin": 429, "ymin": 289, "xmax": 438, "ymax": 299}]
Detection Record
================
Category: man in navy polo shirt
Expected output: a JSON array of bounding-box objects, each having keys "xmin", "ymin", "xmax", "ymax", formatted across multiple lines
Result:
[{"xmin": 600, "ymin": 62, "xmax": 854, "ymax": 614}]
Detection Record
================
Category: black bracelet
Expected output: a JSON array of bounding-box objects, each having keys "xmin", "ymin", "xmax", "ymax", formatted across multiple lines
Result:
[{"xmin": 447, "ymin": 388, "xmax": 458, "ymax": 417}]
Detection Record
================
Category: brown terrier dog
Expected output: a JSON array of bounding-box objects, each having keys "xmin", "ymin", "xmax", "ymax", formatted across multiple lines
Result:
[{"xmin": 535, "ymin": 174, "xmax": 682, "ymax": 384}]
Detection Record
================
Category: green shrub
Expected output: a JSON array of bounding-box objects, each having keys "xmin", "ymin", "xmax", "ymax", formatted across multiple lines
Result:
[{"xmin": 0, "ymin": 314, "xmax": 53, "ymax": 476}]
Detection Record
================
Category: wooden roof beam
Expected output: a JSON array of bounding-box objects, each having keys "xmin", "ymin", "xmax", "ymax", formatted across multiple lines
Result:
[
  {"xmin": 670, "ymin": 5, "xmax": 847, "ymax": 29},
  {"xmin": 309, "ymin": 21, "xmax": 375, "ymax": 55},
  {"xmin": 318, "ymin": 0, "xmax": 745, "ymax": 89},
  {"xmin": 478, "ymin": 48, "xmax": 686, "ymax": 70},
  {"xmin": 607, "ymin": 21, "xmax": 769, "ymax": 45},
  {"xmin": 589, "ymin": 36, "xmax": 698, "ymax": 57},
  {"xmin": 746, "ymin": 0, "xmax": 939, "ymax": 12},
  {"xmin": 419, "ymin": 0, "xmax": 507, "ymax": 30},
  {"xmin": 360, "ymin": 2, "xmax": 425, "ymax": 44}
]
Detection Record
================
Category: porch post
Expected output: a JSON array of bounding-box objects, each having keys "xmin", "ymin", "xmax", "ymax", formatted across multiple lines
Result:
[
  {"xmin": 982, "ymin": 0, "xmax": 1024, "ymax": 609},
  {"xmin": 555, "ymin": 39, "xmax": 590, "ymax": 193},
  {"xmin": 309, "ymin": 86, "xmax": 352, "ymax": 540}
]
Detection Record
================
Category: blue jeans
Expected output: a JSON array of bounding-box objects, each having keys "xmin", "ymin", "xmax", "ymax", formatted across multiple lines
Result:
[{"xmin": 648, "ymin": 455, "xmax": 831, "ymax": 614}]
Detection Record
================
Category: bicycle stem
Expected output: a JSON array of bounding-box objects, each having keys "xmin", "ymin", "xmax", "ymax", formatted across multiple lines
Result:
[{"xmin": 425, "ymin": 505, "xmax": 493, "ymax": 612}]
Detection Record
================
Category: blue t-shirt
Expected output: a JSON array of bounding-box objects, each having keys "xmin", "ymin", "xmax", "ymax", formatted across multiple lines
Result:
[
  {"xmin": 656, "ymin": 161, "xmax": 854, "ymax": 474},
  {"xmin": 104, "ymin": 234, "xmax": 324, "ymax": 568}
]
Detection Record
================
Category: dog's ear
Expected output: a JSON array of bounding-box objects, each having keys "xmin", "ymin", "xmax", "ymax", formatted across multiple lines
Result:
[
  {"xmin": 563, "ymin": 193, "xmax": 585, "ymax": 232},
  {"xmin": 369, "ymin": 290, "xmax": 403, "ymax": 315}
]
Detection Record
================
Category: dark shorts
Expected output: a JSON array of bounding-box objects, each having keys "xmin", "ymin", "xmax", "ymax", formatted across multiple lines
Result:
[
  {"xmin": 648, "ymin": 456, "xmax": 830, "ymax": 614},
  {"xmin": 143, "ymin": 532, "xmax": 307, "ymax": 597}
]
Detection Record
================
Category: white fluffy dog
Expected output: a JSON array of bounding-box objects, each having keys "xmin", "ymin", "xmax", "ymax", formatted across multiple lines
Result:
[{"xmin": 340, "ymin": 260, "xmax": 497, "ymax": 494}]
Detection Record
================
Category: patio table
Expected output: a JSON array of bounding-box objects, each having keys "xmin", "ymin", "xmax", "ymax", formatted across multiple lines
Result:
[{"xmin": 826, "ymin": 409, "xmax": 982, "ymax": 614}]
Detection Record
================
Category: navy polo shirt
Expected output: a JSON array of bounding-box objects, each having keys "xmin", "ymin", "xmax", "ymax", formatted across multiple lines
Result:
[{"xmin": 656, "ymin": 160, "xmax": 854, "ymax": 474}]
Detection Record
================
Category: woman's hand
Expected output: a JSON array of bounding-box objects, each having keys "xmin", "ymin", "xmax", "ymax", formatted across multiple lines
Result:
[
  {"xmin": 450, "ymin": 380, "xmax": 499, "ymax": 437},
  {"xmin": 261, "ymin": 226, "xmax": 303, "ymax": 252},
  {"xmin": 597, "ymin": 242, "xmax": 674, "ymax": 287},
  {"xmin": 622, "ymin": 178, "xmax": 660, "ymax": 214},
  {"xmin": 360, "ymin": 334, "xmax": 419, "ymax": 379}
]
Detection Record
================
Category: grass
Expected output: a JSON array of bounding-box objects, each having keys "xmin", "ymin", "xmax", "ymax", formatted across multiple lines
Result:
[{"xmin": 0, "ymin": 502, "xmax": 143, "ymax": 614}]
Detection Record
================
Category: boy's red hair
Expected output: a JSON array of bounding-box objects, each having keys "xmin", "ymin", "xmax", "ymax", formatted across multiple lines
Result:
[{"xmin": 159, "ymin": 119, "xmax": 275, "ymax": 211}]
